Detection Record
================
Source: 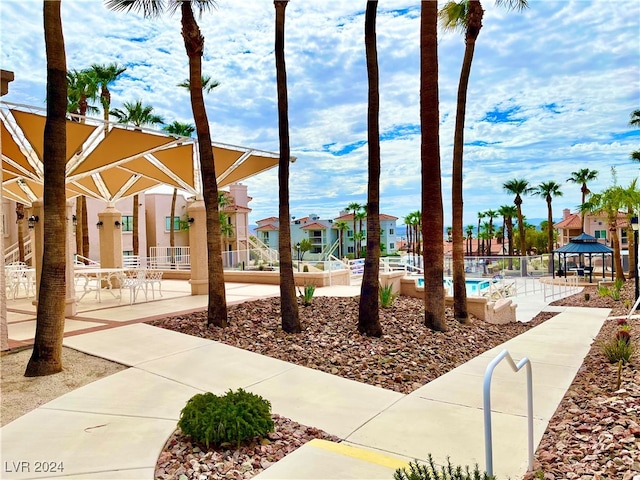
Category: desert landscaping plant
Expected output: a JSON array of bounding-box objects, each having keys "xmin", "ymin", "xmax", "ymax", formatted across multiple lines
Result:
[
  {"xmin": 379, "ymin": 283, "xmax": 399, "ymax": 308},
  {"xmin": 601, "ymin": 334, "xmax": 634, "ymax": 365},
  {"xmin": 298, "ymin": 282, "xmax": 316, "ymax": 306},
  {"xmin": 177, "ymin": 389, "xmax": 274, "ymax": 448},
  {"xmin": 394, "ymin": 455, "xmax": 495, "ymax": 480}
]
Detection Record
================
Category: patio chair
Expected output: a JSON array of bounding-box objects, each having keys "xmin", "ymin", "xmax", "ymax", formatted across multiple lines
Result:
[
  {"xmin": 144, "ymin": 270, "xmax": 163, "ymax": 299},
  {"xmin": 118, "ymin": 270, "xmax": 148, "ymax": 305}
]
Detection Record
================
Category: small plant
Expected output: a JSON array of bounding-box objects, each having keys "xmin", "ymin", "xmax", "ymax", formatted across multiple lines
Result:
[
  {"xmin": 298, "ymin": 282, "xmax": 316, "ymax": 306},
  {"xmin": 178, "ymin": 389, "xmax": 274, "ymax": 448},
  {"xmin": 303, "ymin": 264, "xmax": 309, "ymax": 272},
  {"xmin": 394, "ymin": 455, "xmax": 495, "ymax": 480},
  {"xmin": 598, "ymin": 285, "xmax": 610, "ymax": 297},
  {"xmin": 379, "ymin": 283, "xmax": 399, "ymax": 308},
  {"xmin": 601, "ymin": 336, "xmax": 634, "ymax": 364}
]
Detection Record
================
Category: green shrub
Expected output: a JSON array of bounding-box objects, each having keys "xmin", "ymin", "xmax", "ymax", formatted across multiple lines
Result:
[
  {"xmin": 178, "ymin": 389, "xmax": 274, "ymax": 448},
  {"xmin": 298, "ymin": 282, "xmax": 316, "ymax": 305},
  {"xmin": 303, "ymin": 265, "xmax": 309, "ymax": 273},
  {"xmin": 601, "ymin": 337, "xmax": 634, "ymax": 364},
  {"xmin": 598, "ymin": 285, "xmax": 610, "ymax": 297},
  {"xmin": 379, "ymin": 283, "xmax": 399, "ymax": 308},
  {"xmin": 394, "ymin": 455, "xmax": 495, "ymax": 480}
]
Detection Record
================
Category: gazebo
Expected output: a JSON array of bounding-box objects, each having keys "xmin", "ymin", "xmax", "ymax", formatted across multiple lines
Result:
[{"xmin": 552, "ymin": 233, "xmax": 614, "ymax": 283}]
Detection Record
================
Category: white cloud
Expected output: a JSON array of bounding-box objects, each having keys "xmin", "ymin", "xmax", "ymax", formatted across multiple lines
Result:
[{"xmin": 1, "ymin": 0, "xmax": 638, "ymax": 228}]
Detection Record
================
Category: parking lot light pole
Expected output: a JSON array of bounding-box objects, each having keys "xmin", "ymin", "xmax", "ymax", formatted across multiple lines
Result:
[{"xmin": 295, "ymin": 242, "xmax": 301, "ymax": 272}]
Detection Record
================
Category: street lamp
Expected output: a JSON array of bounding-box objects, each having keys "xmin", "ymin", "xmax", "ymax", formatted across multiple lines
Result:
[
  {"xmin": 632, "ymin": 216, "xmax": 639, "ymax": 303},
  {"xmin": 295, "ymin": 242, "xmax": 301, "ymax": 272}
]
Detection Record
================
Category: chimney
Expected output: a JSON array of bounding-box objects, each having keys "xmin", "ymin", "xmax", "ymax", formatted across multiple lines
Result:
[{"xmin": 563, "ymin": 208, "xmax": 570, "ymax": 220}]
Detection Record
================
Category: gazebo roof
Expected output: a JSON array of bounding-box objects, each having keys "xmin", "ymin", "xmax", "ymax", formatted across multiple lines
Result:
[{"xmin": 553, "ymin": 233, "xmax": 613, "ymax": 254}]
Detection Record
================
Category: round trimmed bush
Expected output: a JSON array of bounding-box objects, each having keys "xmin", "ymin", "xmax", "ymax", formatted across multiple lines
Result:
[{"xmin": 178, "ymin": 389, "xmax": 274, "ymax": 447}]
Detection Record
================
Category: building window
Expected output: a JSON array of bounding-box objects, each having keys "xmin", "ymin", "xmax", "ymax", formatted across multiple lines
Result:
[
  {"xmin": 347, "ymin": 246, "xmax": 354, "ymax": 253},
  {"xmin": 389, "ymin": 228, "xmax": 394, "ymax": 235},
  {"xmin": 347, "ymin": 230, "xmax": 353, "ymax": 238},
  {"xmin": 263, "ymin": 232, "xmax": 269, "ymax": 241},
  {"xmin": 121, "ymin": 215, "xmax": 133, "ymax": 232},
  {"xmin": 389, "ymin": 243, "xmax": 395, "ymax": 250},
  {"xmin": 594, "ymin": 230, "xmax": 607, "ymax": 240},
  {"xmin": 123, "ymin": 250, "xmax": 133, "ymax": 256},
  {"xmin": 621, "ymin": 229, "xmax": 628, "ymax": 245},
  {"xmin": 165, "ymin": 216, "xmax": 180, "ymax": 231}
]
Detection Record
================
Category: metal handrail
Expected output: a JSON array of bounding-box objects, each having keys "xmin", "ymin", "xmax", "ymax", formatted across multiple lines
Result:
[{"xmin": 483, "ymin": 349, "xmax": 533, "ymax": 477}]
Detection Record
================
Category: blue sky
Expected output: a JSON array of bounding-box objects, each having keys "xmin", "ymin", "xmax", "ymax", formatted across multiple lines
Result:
[{"xmin": 1, "ymin": 0, "xmax": 638, "ymax": 228}]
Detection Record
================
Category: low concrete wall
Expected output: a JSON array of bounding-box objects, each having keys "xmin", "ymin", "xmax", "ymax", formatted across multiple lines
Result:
[
  {"xmin": 222, "ymin": 269, "xmax": 351, "ymax": 287},
  {"xmin": 399, "ymin": 276, "xmax": 517, "ymax": 323},
  {"xmin": 380, "ymin": 271, "xmax": 405, "ymax": 294}
]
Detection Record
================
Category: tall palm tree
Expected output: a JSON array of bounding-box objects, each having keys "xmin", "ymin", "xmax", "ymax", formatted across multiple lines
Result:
[
  {"xmin": 106, "ymin": 1, "xmax": 229, "ymax": 328},
  {"xmin": 503, "ymin": 178, "xmax": 533, "ymax": 257},
  {"xmin": 630, "ymin": 110, "xmax": 640, "ymax": 161},
  {"xmin": 476, "ymin": 211, "xmax": 484, "ymax": 255},
  {"xmin": 358, "ymin": 0, "xmax": 383, "ymax": 337},
  {"xmin": 67, "ymin": 68, "xmax": 99, "ymax": 262},
  {"xmin": 584, "ymin": 186, "xmax": 627, "ymax": 282},
  {"xmin": 484, "ymin": 209, "xmax": 498, "ymax": 256},
  {"xmin": 355, "ymin": 209, "xmax": 367, "ymax": 257},
  {"xmin": 533, "ymin": 181, "xmax": 563, "ymax": 261},
  {"xmin": 439, "ymin": 0, "xmax": 528, "ymax": 324},
  {"xmin": 273, "ymin": 0, "xmax": 300, "ymax": 333},
  {"xmin": 421, "ymin": 0, "xmax": 446, "ymax": 331},
  {"xmin": 25, "ymin": 0, "xmax": 67, "ymax": 377},
  {"xmin": 334, "ymin": 220, "xmax": 348, "ymax": 257},
  {"xmin": 410, "ymin": 210, "xmax": 422, "ymax": 257},
  {"xmin": 621, "ymin": 178, "xmax": 639, "ymax": 279},
  {"xmin": 404, "ymin": 213, "xmax": 413, "ymax": 257},
  {"xmin": 163, "ymin": 120, "xmax": 195, "ymax": 251},
  {"xmin": 498, "ymin": 204, "xmax": 517, "ymax": 269},
  {"xmin": 89, "ymin": 62, "xmax": 127, "ymax": 125},
  {"xmin": 567, "ymin": 168, "xmax": 599, "ymax": 233},
  {"xmin": 111, "ymin": 99, "xmax": 165, "ymax": 257},
  {"xmin": 347, "ymin": 202, "xmax": 362, "ymax": 257},
  {"xmin": 465, "ymin": 224, "xmax": 474, "ymax": 255}
]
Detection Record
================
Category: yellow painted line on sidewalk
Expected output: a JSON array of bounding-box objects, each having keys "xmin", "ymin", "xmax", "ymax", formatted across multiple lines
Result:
[{"xmin": 307, "ymin": 439, "xmax": 409, "ymax": 471}]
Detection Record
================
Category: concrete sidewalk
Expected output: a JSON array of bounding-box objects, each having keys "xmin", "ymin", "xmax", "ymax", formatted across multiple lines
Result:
[{"xmin": 1, "ymin": 297, "xmax": 610, "ymax": 480}]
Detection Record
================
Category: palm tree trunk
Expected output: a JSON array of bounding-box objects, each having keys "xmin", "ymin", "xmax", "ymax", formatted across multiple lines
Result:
[
  {"xmin": 547, "ymin": 198, "xmax": 554, "ymax": 272},
  {"xmin": 16, "ymin": 203, "xmax": 25, "ymax": 262},
  {"xmin": 274, "ymin": 0, "xmax": 300, "ymax": 334},
  {"xmin": 132, "ymin": 194, "xmax": 139, "ymax": 256},
  {"xmin": 421, "ymin": 0, "xmax": 446, "ymax": 331},
  {"xmin": 81, "ymin": 195, "xmax": 89, "ymax": 261},
  {"xmin": 170, "ymin": 187, "xmax": 177, "ymax": 267},
  {"xmin": 25, "ymin": 0, "xmax": 67, "ymax": 376},
  {"xmin": 181, "ymin": 2, "xmax": 228, "ymax": 327},
  {"xmin": 358, "ymin": 0, "xmax": 382, "ymax": 337},
  {"xmin": 75, "ymin": 196, "xmax": 82, "ymax": 259}
]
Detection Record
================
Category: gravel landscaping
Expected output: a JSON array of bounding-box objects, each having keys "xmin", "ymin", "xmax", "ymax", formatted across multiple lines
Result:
[{"xmin": 150, "ymin": 282, "xmax": 639, "ymax": 479}]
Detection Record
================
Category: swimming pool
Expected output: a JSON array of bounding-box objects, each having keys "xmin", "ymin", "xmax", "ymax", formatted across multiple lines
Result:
[{"xmin": 416, "ymin": 277, "xmax": 491, "ymax": 296}]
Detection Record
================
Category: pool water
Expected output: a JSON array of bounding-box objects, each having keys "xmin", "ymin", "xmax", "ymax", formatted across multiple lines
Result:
[{"xmin": 416, "ymin": 277, "xmax": 491, "ymax": 296}]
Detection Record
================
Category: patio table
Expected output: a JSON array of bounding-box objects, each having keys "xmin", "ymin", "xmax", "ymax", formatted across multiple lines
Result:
[{"xmin": 74, "ymin": 267, "xmax": 126, "ymax": 302}]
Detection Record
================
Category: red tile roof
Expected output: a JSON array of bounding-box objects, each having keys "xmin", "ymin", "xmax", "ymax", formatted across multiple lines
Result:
[
  {"xmin": 301, "ymin": 222, "xmax": 327, "ymax": 230},
  {"xmin": 256, "ymin": 216, "xmax": 278, "ymax": 223},
  {"xmin": 255, "ymin": 223, "xmax": 278, "ymax": 231}
]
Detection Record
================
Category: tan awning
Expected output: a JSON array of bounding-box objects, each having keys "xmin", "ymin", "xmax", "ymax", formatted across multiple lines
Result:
[{"xmin": 2, "ymin": 103, "xmax": 282, "ymax": 206}]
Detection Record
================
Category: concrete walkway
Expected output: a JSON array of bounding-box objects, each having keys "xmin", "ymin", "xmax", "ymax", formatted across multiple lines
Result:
[{"xmin": 1, "ymin": 282, "xmax": 609, "ymax": 479}]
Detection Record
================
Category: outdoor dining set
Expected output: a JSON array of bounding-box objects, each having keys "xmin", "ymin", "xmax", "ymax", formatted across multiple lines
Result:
[{"xmin": 5, "ymin": 261, "xmax": 163, "ymax": 305}]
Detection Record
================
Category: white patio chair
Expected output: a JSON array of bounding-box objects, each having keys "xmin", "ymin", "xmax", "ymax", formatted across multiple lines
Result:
[
  {"xmin": 118, "ymin": 270, "xmax": 148, "ymax": 305},
  {"xmin": 144, "ymin": 270, "xmax": 163, "ymax": 299}
]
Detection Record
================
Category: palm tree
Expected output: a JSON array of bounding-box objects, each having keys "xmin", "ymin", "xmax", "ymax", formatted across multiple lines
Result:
[
  {"xmin": 403, "ymin": 214, "xmax": 413, "ymax": 258},
  {"xmin": 465, "ymin": 224, "xmax": 474, "ymax": 255},
  {"xmin": 503, "ymin": 178, "xmax": 533, "ymax": 257},
  {"xmin": 498, "ymin": 204, "xmax": 517, "ymax": 269},
  {"xmin": 67, "ymin": 68, "xmax": 99, "ymax": 263},
  {"xmin": 584, "ymin": 186, "xmax": 627, "ymax": 282},
  {"xmin": 629, "ymin": 110, "xmax": 640, "ymax": 162},
  {"xmin": 107, "ymin": 1, "xmax": 229, "ymax": 328},
  {"xmin": 89, "ymin": 62, "xmax": 126, "ymax": 125},
  {"xmin": 163, "ymin": 121, "xmax": 195, "ymax": 252},
  {"xmin": 111, "ymin": 99, "xmax": 165, "ymax": 257},
  {"xmin": 334, "ymin": 220, "xmax": 348, "ymax": 258},
  {"xmin": 347, "ymin": 202, "xmax": 362, "ymax": 257},
  {"xmin": 421, "ymin": 0, "xmax": 446, "ymax": 331},
  {"xmin": 484, "ymin": 209, "xmax": 498, "ymax": 255},
  {"xmin": 476, "ymin": 211, "xmax": 484, "ymax": 255},
  {"xmin": 355, "ymin": 209, "xmax": 367, "ymax": 258},
  {"xmin": 567, "ymin": 168, "xmax": 599, "ymax": 233},
  {"xmin": 621, "ymin": 179, "xmax": 640, "ymax": 279},
  {"xmin": 410, "ymin": 210, "xmax": 422, "ymax": 257},
  {"xmin": 533, "ymin": 181, "xmax": 563, "ymax": 263},
  {"xmin": 439, "ymin": 0, "xmax": 528, "ymax": 325},
  {"xmin": 357, "ymin": 0, "xmax": 383, "ymax": 337},
  {"xmin": 273, "ymin": 0, "xmax": 300, "ymax": 333},
  {"xmin": 25, "ymin": 0, "xmax": 67, "ymax": 377}
]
